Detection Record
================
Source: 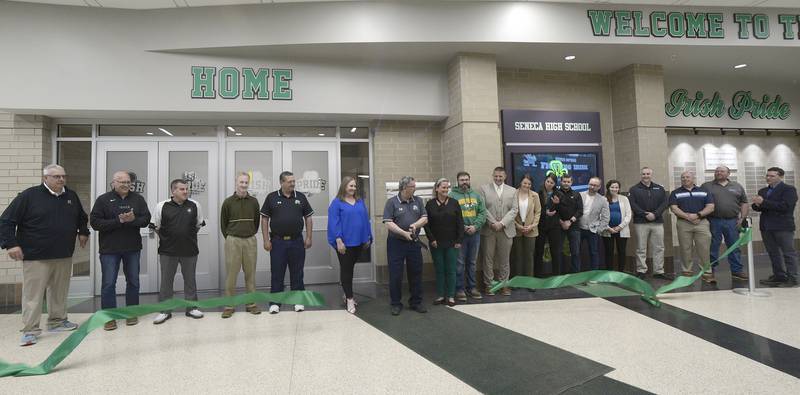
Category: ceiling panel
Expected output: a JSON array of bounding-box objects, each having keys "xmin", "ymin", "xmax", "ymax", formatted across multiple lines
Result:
[
  {"xmin": 94, "ymin": 0, "xmax": 178, "ymax": 9},
  {"xmin": 8, "ymin": 0, "xmax": 799, "ymax": 9},
  {"xmin": 185, "ymin": 0, "xmax": 260, "ymax": 6}
]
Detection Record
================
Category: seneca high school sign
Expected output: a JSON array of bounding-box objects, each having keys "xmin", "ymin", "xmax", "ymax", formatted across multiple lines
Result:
[{"xmin": 190, "ymin": 66, "xmax": 293, "ymax": 100}]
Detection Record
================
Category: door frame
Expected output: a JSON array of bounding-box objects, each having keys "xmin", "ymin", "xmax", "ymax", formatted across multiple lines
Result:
[{"xmin": 93, "ymin": 141, "xmax": 160, "ymax": 294}]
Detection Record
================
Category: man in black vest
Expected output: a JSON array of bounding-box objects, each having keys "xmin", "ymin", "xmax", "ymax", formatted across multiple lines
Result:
[
  {"xmin": 152, "ymin": 179, "xmax": 206, "ymax": 324},
  {"xmin": 90, "ymin": 170, "xmax": 151, "ymax": 330},
  {"xmin": 0, "ymin": 164, "xmax": 89, "ymax": 346}
]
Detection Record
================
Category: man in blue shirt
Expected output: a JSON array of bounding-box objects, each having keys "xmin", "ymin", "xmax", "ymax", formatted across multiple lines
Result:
[
  {"xmin": 669, "ymin": 171, "xmax": 715, "ymax": 282},
  {"xmin": 753, "ymin": 167, "xmax": 798, "ymax": 287}
]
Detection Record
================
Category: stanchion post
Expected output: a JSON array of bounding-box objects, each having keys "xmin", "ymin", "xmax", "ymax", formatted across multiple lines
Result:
[{"xmin": 733, "ymin": 217, "xmax": 770, "ymax": 297}]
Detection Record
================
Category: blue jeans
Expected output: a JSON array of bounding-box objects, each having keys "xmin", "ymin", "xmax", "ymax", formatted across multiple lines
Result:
[
  {"xmin": 456, "ymin": 232, "xmax": 480, "ymax": 293},
  {"xmin": 386, "ymin": 237, "xmax": 423, "ymax": 307},
  {"xmin": 100, "ymin": 251, "xmax": 141, "ymax": 309},
  {"xmin": 567, "ymin": 228, "xmax": 582, "ymax": 273},
  {"xmin": 762, "ymin": 230, "xmax": 798, "ymax": 279},
  {"xmin": 579, "ymin": 229, "xmax": 600, "ymax": 271},
  {"xmin": 269, "ymin": 237, "xmax": 306, "ymax": 306},
  {"xmin": 709, "ymin": 217, "xmax": 743, "ymax": 273}
]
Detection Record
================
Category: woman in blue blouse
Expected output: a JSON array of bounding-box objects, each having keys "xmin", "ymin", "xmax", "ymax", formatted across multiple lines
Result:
[
  {"xmin": 601, "ymin": 180, "xmax": 632, "ymax": 272},
  {"xmin": 328, "ymin": 176, "xmax": 373, "ymax": 314}
]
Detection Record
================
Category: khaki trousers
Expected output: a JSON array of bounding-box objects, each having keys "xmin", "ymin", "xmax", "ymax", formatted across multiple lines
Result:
[
  {"xmin": 224, "ymin": 235, "xmax": 258, "ymax": 299},
  {"xmin": 675, "ymin": 219, "xmax": 712, "ymax": 273},
  {"xmin": 633, "ymin": 223, "xmax": 665, "ymax": 274},
  {"xmin": 21, "ymin": 258, "xmax": 73, "ymax": 334},
  {"xmin": 481, "ymin": 231, "xmax": 513, "ymax": 288}
]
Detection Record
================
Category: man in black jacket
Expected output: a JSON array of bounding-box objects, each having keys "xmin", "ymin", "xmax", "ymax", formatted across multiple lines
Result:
[
  {"xmin": 753, "ymin": 167, "xmax": 798, "ymax": 287},
  {"xmin": 151, "ymin": 179, "xmax": 206, "ymax": 324},
  {"xmin": 90, "ymin": 171, "xmax": 151, "ymax": 330},
  {"xmin": 0, "ymin": 164, "xmax": 89, "ymax": 346},
  {"xmin": 628, "ymin": 167, "xmax": 672, "ymax": 280},
  {"xmin": 556, "ymin": 174, "xmax": 583, "ymax": 273}
]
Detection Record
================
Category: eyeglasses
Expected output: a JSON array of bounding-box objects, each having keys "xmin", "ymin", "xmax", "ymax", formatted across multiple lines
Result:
[
  {"xmin": 114, "ymin": 180, "xmax": 132, "ymax": 185},
  {"xmin": 46, "ymin": 175, "xmax": 67, "ymax": 179}
]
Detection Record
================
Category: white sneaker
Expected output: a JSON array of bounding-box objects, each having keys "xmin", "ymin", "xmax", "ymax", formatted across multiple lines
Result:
[
  {"xmin": 294, "ymin": 304, "xmax": 305, "ymax": 312},
  {"xmin": 185, "ymin": 308, "xmax": 204, "ymax": 319},
  {"xmin": 268, "ymin": 305, "xmax": 280, "ymax": 314},
  {"xmin": 346, "ymin": 298, "xmax": 356, "ymax": 314},
  {"xmin": 153, "ymin": 312, "xmax": 172, "ymax": 325}
]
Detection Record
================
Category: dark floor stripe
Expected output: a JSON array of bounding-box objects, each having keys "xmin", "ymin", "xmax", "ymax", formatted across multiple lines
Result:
[
  {"xmin": 561, "ymin": 375, "xmax": 653, "ymax": 395},
  {"xmin": 607, "ymin": 295, "xmax": 800, "ymax": 379},
  {"xmin": 357, "ymin": 300, "xmax": 619, "ymax": 395}
]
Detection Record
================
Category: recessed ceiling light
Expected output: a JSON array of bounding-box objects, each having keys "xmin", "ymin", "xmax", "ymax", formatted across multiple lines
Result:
[
  {"xmin": 235, "ymin": 132, "xmax": 242, "ymax": 136},
  {"xmin": 357, "ymin": 175, "xmax": 370, "ymax": 179},
  {"xmin": 146, "ymin": 132, "xmax": 154, "ymax": 135},
  {"xmin": 317, "ymin": 133, "xmax": 326, "ymax": 136},
  {"xmin": 564, "ymin": 55, "xmax": 576, "ymax": 61},
  {"xmin": 350, "ymin": 127, "xmax": 357, "ymax": 133},
  {"xmin": 734, "ymin": 63, "xmax": 747, "ymax": 69},
  {"xmin": 227, "ymin": 126, "xmax": 235, "ymax": 132}
]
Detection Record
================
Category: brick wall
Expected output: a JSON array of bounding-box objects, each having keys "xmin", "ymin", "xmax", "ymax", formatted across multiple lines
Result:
[
  {"xmin": 0, "ymin": 112, "xmax": 52, "ymax": 305},
  {"xmin": 371, "ymin": 120, "xmax": 443, "ymax": 282}
]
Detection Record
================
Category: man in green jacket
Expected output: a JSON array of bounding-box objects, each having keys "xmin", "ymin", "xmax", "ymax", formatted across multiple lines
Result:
[
  {"xmin": 449, "ymin": 171, "xmax": 487, "ymax": 301},
  {"xmin": 220, "ymin": 172, "xmax": 262, "ymax": 318}
]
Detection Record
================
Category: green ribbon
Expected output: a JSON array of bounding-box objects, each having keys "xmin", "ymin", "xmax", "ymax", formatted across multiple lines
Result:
[
  {"xmin": 491, "ymin": 227, "xmax": 753, "ymax": 307},
  {"xmin": 0, "ymin": 290, "xmax": 325, "ymax": 377}
]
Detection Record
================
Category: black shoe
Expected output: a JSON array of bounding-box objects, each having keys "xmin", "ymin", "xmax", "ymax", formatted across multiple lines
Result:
[
  {"xmin": 636, "ymin": 272, "xmax": 647, "ymax": 279},
  {"xmin": 653, "ymin": 273, "xmax": 675, "ymax": 280},
  {"xmin": 391, "ymin": 305, "xmax": 402, "ymax": 316},
  {"xmin": 759, "ymin": 275, "xmax": 787, "ymax": 286},
  {"xmin": 433, "ymin": 298, "xmax": 445, "ymax": 305},
  {"xmin": 410, "ymin": 304, "xmax": 428, "ymax": 313},
  {"xmin": 776, "ymin": 277, "xmax": 798, "ymax": 288}
]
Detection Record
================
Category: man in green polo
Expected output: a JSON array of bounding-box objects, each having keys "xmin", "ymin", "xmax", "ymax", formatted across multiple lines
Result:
[{"xmin": 220, "ymin": 172, "xmax": 262, "ymax": 318}]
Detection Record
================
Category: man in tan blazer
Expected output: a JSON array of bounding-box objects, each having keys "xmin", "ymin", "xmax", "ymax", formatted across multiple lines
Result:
[{"xmin": 479, "ymin": 167, "xmax": 519, "ymax": 296}]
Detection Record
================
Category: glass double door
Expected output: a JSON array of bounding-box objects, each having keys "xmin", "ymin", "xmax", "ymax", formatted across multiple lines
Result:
[
  {"xmin": 225, "ymin": 141, "xmax": 340, "ymax": 288},
  {"xmin": 94, "ymin": 141, "xmax": 219, "ymax": 295}
]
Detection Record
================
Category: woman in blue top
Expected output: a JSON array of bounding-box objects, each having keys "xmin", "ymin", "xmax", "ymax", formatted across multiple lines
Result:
[
  {"xmin": 327, "ymin": 176, "xmax": 373, "ymax": 314},
  {"xmin": 601, "ymin": 180, "xmax": 632, "ymax": 272}
]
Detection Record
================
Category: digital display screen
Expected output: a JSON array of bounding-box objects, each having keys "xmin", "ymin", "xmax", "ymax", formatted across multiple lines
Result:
[{"xmin": 511, "ymin": 152, "xmax": 599, "ymax": 192}]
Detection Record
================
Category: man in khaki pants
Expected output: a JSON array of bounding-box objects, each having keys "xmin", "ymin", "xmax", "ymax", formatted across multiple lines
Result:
[
  {"xmin": 220, "ymin": 172, "xmax": 262, "ymax": 318},
  {"xmin": 669, "ymin": 171, "xmax": 715, "ymax": 281},
  {"xmin": 479, "ymin": 167, "xmax": 518, "ymax": 296},
  {"xmin": 0, "ymin": 164, "xmax": 90, "ymax": 346}
]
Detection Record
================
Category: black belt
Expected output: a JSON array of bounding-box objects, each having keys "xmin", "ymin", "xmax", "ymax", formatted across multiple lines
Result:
[{"xmin": 271, "ymin": 234, "xmax": 301, "ymax": 240}]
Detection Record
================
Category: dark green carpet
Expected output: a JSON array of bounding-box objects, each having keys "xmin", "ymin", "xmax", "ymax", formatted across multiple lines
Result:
[{"xmin": 357, "ymin": 300, "xmax": 616, "ymax": 394}]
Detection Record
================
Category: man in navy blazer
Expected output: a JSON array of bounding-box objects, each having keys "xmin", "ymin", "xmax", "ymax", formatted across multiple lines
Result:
[{"xmin": 752, "ymin": 167, "xmax": 798, "ymax": 287}]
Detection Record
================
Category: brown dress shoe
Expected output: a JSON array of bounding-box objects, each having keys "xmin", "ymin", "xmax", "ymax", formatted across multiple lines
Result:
[
  {"xmin": 125, "ymin": 317, "xmax": 138, "ymax": 326},
  {"xmin": 222, "ymin": 307, "xmax": 235, "ymax": 318},
  {"xmin": 103, "ymin": 320, "xmax": 117, "ymax": 331},
  {"xmin": 501, "ymin": 287, "xmax": 512, "ymax": 296},
  {"xmin": 484, "ymin": 287, "xmax": 495, "ymax": 296},
  {"xmin": 245, "ymin": 304, "xmax": 261, "ymax": 315},
  {"xmin": 701, "ymin": 273, "xmax": 717, "ymax": 284}
]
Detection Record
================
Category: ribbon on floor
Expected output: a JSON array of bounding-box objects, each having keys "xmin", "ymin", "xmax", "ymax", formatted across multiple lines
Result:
[
  {"xmin": 491, "ymin": 227, "xmax": 753, "ymax": 307},
  {"xmin": 0, "ymin": 290, "xmax": 325, "ymax": 377}
]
